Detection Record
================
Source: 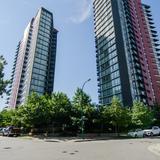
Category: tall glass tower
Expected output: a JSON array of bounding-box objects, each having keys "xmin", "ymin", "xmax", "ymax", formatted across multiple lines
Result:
[
  {"xmin": 93, "ymin": 0, "xmax": 160, "ymax": 106},
  {"xmin": 9, "ymin": 7, "xmax": 58, "ymax": 108}
]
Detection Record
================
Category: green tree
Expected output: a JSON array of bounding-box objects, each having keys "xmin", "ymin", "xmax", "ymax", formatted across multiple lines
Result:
[
  {"xmin": 15, "ymin": 92, "xmax": 72, "ymax": 133},
  {"xmin": 72, "ymin": 88, "xmax": 91, "ymax": 108},
  {"xmin": 0, "ymin": 109, "xmax": 16, "ymax": 126},
  {"xmin": 99, "ymin": 105, "xmax": 111, "ymax": 132},
  {"xmin": 0, "ymin": 55, "xmax": 10, "ymax": 96},
  {"xmin": 152, "ymin": 105, "xmax": 160, "ymax": 126},
  {"xmin": 49, "ymin": 92, "xmax": 72, "ymax": 130},
  {"xmin": 131, "ymin": 101, "xmax": 154, "ymax": 129},
  {"xmin": 103, "ymin": 97, "xmax": 131, "ymax": 133},
  {"xmin": 16, "ymin": 93, "xmax": 52, "ymax": 129},
  {"xmin": 72, "ymin": 88, "xmax": 96, "ymax": 132},
  {"xmin": 0, "ymin": 111, "xmax": 3, "ymax": 126}
]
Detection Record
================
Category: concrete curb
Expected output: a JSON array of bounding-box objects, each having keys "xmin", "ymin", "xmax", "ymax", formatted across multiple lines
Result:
[{"xmin": 148, "ymin": 144, "xmax": 160, "ymax": 157}]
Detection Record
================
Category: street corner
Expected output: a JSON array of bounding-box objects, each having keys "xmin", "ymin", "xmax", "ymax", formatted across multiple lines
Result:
[{"xmin": 148, "ymin": 143, "xmax": 160, "ymax": 157}]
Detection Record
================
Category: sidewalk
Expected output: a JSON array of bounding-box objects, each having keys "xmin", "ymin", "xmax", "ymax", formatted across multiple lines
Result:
[{"xmin": 18, "ymin": 134, "xmax": 132, "ymax": 143}]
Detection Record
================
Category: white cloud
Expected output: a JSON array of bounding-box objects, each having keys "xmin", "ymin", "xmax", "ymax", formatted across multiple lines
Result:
[{"xmin": 69, "ymin": 0, "xmax": 93, "ymax": 24}]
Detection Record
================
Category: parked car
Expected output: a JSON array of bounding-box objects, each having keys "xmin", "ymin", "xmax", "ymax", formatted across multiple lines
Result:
[
  {"xmin": 2, "ymin": 126, "xmax": 21, "ymax": 137},
  {"xmin": 0, "ymin": 127, "xmax": 3, "ymax": 132},
  {"xmin": 143, "ymin": 126, "xmax": 160, "ymax": 136},
  {"xmin": 128, "ymin": 129, "xmax": 144, "ymax": 138},
  {"xmin": 0, "ymin": 127, "xmax": 5, "ymax": 135}
]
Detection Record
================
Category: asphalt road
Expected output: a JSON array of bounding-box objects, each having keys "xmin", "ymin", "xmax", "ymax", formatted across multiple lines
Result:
[{"xmin": 0, "ymin": 136, "xmax": 160, "ymax": 160}]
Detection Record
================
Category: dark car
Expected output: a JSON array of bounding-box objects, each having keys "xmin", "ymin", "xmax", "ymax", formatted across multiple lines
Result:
[{"xmin": 2, "ymin": 126, "xmax": 21, "ymax": 137}]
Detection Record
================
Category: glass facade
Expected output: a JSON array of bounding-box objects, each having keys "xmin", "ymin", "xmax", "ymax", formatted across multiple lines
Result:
[
  {"xmin": 30, "ymin": 10, "xmax": 52, "ymax": 94},
  {"xmin": 9, "ymin": 8, "xmax": 57, "ymax": 108},
  {"xmin": 93, "ymin": 0, "xmax": 160, "ymax": 106},
  {"xmin": 94, "ymin": 0, "xmax": 122, "ymax": 105}
]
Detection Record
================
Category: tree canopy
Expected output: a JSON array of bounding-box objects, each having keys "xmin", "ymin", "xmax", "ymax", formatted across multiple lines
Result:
[
  {"xmin": 0, "ymin": 55, "xmax": 10, "ymax": 96},
  {"xmin": 131, "ymin": 101, "xmax": 154, "ymax": 128},
  {"xmin": 0, "ymin": 91, "xmax": 158, "ymax": 135},
  {"xmin": 102, "ymin": 97, "xmax": 131, "ymax": 133}
]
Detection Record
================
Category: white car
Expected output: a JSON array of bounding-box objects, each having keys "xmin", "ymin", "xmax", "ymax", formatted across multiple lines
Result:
[
  {"xmin": 0, "ymin": 127, "xmax": 5, "ymax": 135},
  {"xmin": 128, "ymin": 129, "xmax": 144, "ymax": 138},
  {"xmin": 143, "ymin": 126, "xmax": 160, "ymax": 136}
]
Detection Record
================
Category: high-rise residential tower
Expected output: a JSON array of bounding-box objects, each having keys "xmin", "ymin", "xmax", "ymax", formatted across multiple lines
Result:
[
  {"xmin": 9, "ymin": 7, "xmax": 58, "ymax": 108},
  {"xmin": 93, "ymin": 0, "xmax": 160, "ymax": 106}
]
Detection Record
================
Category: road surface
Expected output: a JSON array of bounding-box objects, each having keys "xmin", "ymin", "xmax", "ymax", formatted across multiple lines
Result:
[{"xmin": 0, "ymin": 136, "xmax": 160, "ymax": 160}]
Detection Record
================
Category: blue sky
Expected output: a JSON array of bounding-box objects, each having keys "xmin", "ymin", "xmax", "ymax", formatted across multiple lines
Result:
[{"xmin": 0, "ymin": 0, "xmax": 160, "ymax": 110}]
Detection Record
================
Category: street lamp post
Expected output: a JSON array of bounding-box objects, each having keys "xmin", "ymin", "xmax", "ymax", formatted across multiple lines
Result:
[{"xmin": 81, "ymin": 78, "xmax": 91, "ymax": 139}]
